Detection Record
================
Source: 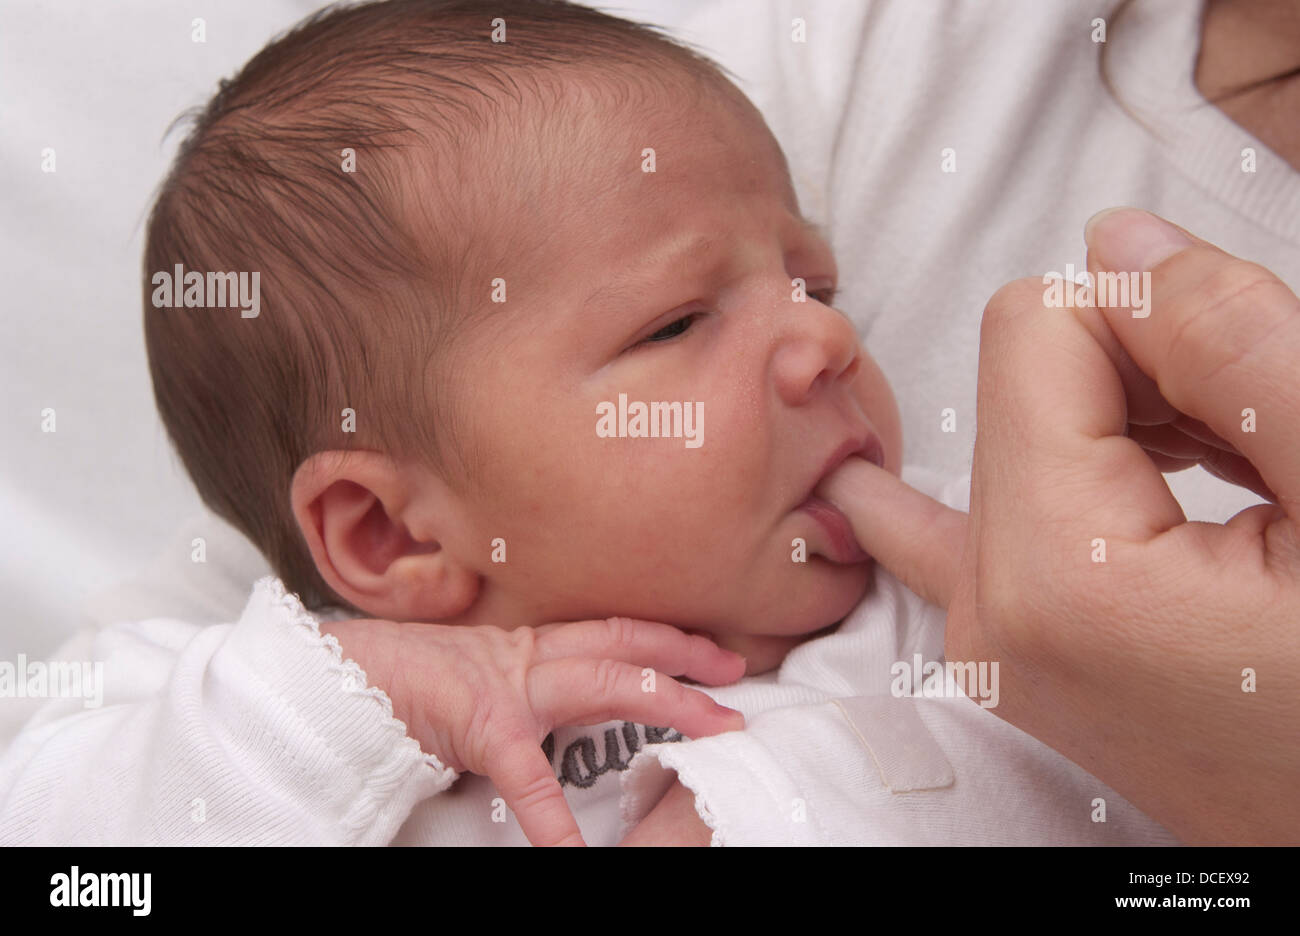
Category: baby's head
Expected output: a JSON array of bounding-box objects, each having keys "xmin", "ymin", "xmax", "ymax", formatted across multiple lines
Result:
[{"xmin": 144, "ymin": 0, "xmax": 902, "ymax": 671}]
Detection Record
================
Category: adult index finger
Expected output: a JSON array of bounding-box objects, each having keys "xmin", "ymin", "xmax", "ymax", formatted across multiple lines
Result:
[
  {"xmin": 814, "ymin": 457, "xmax": 966, "ymax": 609},
  {"xmin": 1085, "ymin": 207, "xmax": 1300, "ymax": 511}
]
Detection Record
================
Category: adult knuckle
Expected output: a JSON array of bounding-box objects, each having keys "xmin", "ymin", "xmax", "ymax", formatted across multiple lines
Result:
[
  {"xmin": 1169, "ymin": 263, "xmax": 1292, "ymax": 380},
  {"xmin": 1196, "ymin": 261, "xmax": 1287, "ymax": 319},
  {"xmin": 981, "ymin": 278, "xmax": 1045, "ymax": 337}
]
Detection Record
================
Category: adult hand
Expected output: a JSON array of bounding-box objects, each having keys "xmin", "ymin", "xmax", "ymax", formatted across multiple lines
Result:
[{"xmin": 817, "ymin": 208, "xmax": 1300, "ymax": 844}]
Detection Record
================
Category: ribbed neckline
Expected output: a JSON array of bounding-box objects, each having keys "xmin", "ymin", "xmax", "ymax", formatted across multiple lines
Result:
[{"xmin": 1105, "ymin": 0, "xmax": 1300, "ymax": 243}]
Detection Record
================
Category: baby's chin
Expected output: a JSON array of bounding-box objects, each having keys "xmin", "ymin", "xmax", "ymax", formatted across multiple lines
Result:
[
  {"xmin": 705, "ymin": 624, "xmax": 842, "ymax": 677},
  {"xmin": 700, "ymin": 561, "xmax": 875, "ymax": 675}
]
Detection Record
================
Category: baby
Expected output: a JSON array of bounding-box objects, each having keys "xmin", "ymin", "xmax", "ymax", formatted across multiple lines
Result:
[
  {"xmin": 5, "ymin": 0, "xmax": 1167, "ymax": 847},
  {"xmin": 141, "ymin": 0, "xmax": 905, "ymax": 844}
]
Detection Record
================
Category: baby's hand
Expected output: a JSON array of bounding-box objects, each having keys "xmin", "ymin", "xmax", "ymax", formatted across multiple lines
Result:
[
  {"xmin": 318, "ymin": 615, "xmax": 747, "ymax": 846},
  {"xmin": 617, "ymin": 777, "xmax": 714, "ymax": 846}
]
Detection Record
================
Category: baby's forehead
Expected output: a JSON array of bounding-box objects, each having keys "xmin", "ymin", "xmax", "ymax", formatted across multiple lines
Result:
[
  {"xmin": 412, "ymin": 79, "xmax": 792, "ymax": 223},
  {"xmin": 439, "ymin": 62, "xmax": 777, "ymax": 174},
  {"xmin": 390, "ymin": 66, "xmax": 802, "ymax": 324}
]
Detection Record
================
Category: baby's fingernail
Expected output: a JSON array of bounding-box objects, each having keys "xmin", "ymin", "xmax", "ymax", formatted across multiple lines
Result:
[
  {"xmin": 1085, "ymin": 207, "xmax": 1193, "ymax": 271},
  {"xmin": 716, "ymin": 702, "xmax": 745, "ymax": 723}
]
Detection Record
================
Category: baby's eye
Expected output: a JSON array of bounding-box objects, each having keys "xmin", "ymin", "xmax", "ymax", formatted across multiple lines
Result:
[{"xmin": 638, "ymin": 312, "xmax": 699, "ymax": 346}]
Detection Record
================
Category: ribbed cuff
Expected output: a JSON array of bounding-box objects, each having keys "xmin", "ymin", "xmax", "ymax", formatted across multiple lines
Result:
[{"xmin": 227, "ymin": 578, "xmax": 457, "ymax": 845}]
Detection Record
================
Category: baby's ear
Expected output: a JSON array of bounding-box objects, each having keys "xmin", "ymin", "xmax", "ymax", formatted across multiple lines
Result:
[{"xmin": 290, "ymin": 450, "xmax": 479, "ymax": 621}]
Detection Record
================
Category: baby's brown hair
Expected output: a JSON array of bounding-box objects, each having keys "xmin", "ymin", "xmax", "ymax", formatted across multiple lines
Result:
[{"xmin": 143, "ymin": 0, "xmax": 738, "ymax": 609}]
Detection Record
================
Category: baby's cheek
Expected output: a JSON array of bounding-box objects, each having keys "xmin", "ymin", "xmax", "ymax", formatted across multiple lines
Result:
[{"xmin": 851, "ymin": 351, "xmax": 903, "ymax": 473}]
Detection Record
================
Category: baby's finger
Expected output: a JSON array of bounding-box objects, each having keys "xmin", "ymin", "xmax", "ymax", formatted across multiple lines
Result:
[
  {"xmin": 532, "ymin": 617, "xmax": 746, "ymax": 686},
  {"xmin": 485, "ymin": 731, "xmax": 587, "ymax": 847},
  {"xmin": 529, "ymin": 659, "xmax": 746, "ymax": 739}
]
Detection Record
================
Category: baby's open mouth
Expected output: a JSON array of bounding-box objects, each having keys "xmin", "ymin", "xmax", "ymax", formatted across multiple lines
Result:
[
  {"xmin": 796, "ymin": 496, "xmax": 870, "ymax": 563},
  {"xmin": 793, "ymin": 432, "xmax": 884, "ymax": 563}
]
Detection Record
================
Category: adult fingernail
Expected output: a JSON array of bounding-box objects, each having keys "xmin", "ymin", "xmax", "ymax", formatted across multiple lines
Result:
[{"xmin": 1084, "ymin": 207, "xmax": 1193, "ymax": 271}]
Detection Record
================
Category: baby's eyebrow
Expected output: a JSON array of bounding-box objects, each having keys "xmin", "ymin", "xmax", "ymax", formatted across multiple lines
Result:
[
  {"xmin": 583, "ymin": 230, "xmax": 719, "ymax": 316},
  {"xmin": 582, "ymin": 214, "xmax": 830, "ymax": 321}
]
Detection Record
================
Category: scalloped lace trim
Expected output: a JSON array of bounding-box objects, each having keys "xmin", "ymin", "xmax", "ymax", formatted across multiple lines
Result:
[
  {"xmin": 653, "ymin": 756, "xmax": 725, "ymax": 848},
  {"xmin": 693, "ymin": 790, "xmax": 724, "ymax": 848},
  {"xmin": 255, "ymin": 576, "xmax": 454, "ymax": 779}
]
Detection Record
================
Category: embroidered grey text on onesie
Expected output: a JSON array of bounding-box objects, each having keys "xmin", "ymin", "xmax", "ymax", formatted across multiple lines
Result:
[{"xmin": 542, "ymin": 723, "xmax": 684, "ymax": 788}]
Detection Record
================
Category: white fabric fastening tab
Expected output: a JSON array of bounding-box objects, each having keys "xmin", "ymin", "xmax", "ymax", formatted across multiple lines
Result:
[{"xmin": 831, "ymin": 696, "xmax": 955, "ymax": 793}]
